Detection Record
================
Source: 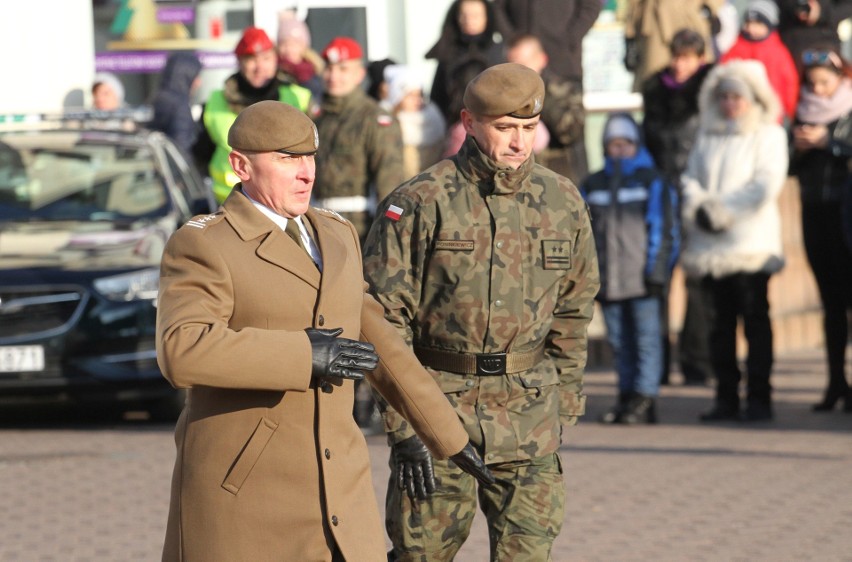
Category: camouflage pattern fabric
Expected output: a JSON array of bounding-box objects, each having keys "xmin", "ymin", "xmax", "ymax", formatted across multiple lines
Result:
[
  {"xmin": 536, "ymin": 71, "xmax": 588, "ymax": 185},
  {"xmin": 386, "ymin": 453, "xmax": 565, "ymax": 562},
  {"xmin": 312, "ymin": 88, "xmax": 405, "ymax": 239},
  {"xmin": 364, "ymin": 135, "xmax": 599, "ymax": 463}
]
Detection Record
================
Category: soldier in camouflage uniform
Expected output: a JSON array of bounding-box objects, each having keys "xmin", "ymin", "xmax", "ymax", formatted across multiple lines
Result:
[
  {"xmin": 506, "ymin": 33, "xmax": 588, "ymax": 185},
  {"xmin": 363, "ymin": 63, "xmax": 600, "ymax": 562},
  {"xmin": 312, "ymin": 36, "xmax": 405, "ymax": 241}
]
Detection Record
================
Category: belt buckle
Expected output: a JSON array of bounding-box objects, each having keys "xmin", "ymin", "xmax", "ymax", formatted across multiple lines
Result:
[{"xmin": 476, "ymin": 353, "xmax": 506, "ymax": 376}]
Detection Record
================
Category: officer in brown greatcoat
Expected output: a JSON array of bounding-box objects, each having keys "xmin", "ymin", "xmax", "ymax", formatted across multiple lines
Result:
[{"xmin": 156, "ymin": 101, "xmax": 492, "ymax": 562}]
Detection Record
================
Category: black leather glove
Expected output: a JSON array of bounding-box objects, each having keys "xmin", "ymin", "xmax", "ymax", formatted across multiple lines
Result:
[
  {"xmin": 391, "ymin": 435, "xmax": 436, "ymax": 501},
  {"xmin": 695, "ymin": 200, "xmax": 731, "ymax": 233},
  {"xmin": 645, "ymin": 281, "xmax": 666, "ymax": 299},
  {"xmin": 449, "ymin": 442, "xmax": 495, "ymax": 487},
  {"xmin": 624, "ymin": 37, "xmax": 639, "ymax": 72},
  {"xmin": 305, "ymin": 328, "xmax": 378, "ymax": 381}
]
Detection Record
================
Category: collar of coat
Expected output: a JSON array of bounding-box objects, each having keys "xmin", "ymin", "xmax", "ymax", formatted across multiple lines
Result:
[
  {"xmin": 454, "ymin": 135, "xmax": 535, "ymax": 196},
  {"xmin": 220, "ymin": 186, "xmax": 348, "ymax": 290},
  {"xmin": 320, "ymin": 87, "xmax": 367, "ymax": 114}
]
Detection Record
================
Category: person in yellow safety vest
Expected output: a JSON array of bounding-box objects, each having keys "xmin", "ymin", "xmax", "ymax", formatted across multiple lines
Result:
[{"xmin": 192, "ymin": 26, "xmax": 312, "ymax": 203}]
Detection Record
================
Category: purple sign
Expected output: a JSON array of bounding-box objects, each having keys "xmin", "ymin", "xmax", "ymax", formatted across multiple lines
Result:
[
  {"xmin": 157, "ymin": 7, "xmax": 195, "ymax": 24},
  {"xmin": 96, "ymin": 51, "xmax": 237, "ymax": 73}
]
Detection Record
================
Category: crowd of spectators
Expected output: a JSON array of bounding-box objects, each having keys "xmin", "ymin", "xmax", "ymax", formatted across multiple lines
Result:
[{"xmin": 91, "ymin": 0, "xmax": 852, "ymax": 420}]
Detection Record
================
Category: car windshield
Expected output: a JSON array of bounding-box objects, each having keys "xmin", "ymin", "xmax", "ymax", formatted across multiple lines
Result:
[{"xmin": 0, "ymin": 132, "xmax": 169, "ymax": 222}]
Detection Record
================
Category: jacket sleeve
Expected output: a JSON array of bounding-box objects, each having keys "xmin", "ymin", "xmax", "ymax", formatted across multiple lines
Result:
[
  {"xmin": 569, "ymin": 0, "xmax": 604, "ymax": 40},
  {"xmin": 549, "ymin": 198, "xmax": 600, "ymax": 426},
  {"xmin": 644, "ymin": 175, "xmax": 680, "ymax": 284},
  {"xmin": 352, "ymin": 219, "xmax": 467, "ymax": 460},
  {"xmin": 680, "ymin": 136, "xmax": 711, "ymax": 223},
  {"xmin": 362, "ymin": 192, "xmax": 431, "ymax": 444},
  {"xmin": 156, "ymin": 229, "xmax": 314, "ymax": 391}
]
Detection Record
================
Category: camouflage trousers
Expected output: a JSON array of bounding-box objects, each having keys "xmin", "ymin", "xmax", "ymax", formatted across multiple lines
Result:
[{"xmin": 386, "ymin": 452, "xmax": 565, "ymax": 562}]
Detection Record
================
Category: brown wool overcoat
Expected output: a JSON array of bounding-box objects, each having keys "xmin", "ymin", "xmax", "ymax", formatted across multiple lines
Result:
[{"xmin": 156, "ymin": 188, "xmax": 468, "ymax": 561}]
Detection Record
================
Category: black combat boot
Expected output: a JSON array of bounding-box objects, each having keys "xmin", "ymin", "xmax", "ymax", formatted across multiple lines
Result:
[
  {"xmin": 620, "ymin": 394, "xmax": 657, "ymax": 425},
  {"xmin": 599, "ymin": 391, "xmax": 631, "ymax": 424}
]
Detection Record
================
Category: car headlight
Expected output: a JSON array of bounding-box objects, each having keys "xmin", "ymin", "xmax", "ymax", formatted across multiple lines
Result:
[{"xmin": 93, "ymin": 268, "xmax": 160, "ymax": 302}]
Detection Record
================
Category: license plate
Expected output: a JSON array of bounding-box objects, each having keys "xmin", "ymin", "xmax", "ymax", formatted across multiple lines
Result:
[{"xmin": 0, "ymin": 345, "xmax": 45, "ymax": 372}]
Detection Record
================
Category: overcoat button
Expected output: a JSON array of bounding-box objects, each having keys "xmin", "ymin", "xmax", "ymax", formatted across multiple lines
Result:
[
  {"xmin": 325, "ymin": 448, "xmax": 331, "ymax": 459},
  {"xmin": 332, "ymin": 515, "xmax": 339, "ymax": 526},
  {"xmin": 318, "ymin": 315, "xmax": 325, "ymax": 326}
]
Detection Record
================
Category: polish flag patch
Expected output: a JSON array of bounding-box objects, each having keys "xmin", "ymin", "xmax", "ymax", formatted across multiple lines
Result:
[
  {"xmin": 377, "ymin": 115, "xmax": 393, "ymax": 126},
  {"xmin": 385, "ymin": 204, "xmax": 404, "ymax": 221}
]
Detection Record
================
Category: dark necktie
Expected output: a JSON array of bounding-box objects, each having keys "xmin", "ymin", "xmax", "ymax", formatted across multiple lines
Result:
[{"xmin": 285, "ymin": 219, "xmax": 308, "ymax": 254}]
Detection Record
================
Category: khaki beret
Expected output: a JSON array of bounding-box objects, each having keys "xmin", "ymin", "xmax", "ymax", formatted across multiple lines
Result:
[
  {"xmin": 228, "ymin": 100, "xmax": 319, "ymax": 155},
  {"xmin": 463, "ymin": 63, "xmax": 545, "ymax": 118}
]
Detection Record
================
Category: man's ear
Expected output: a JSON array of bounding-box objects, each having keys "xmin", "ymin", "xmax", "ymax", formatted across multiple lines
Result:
[
  {"xmin": 229, "ymin": 151, "xmax": 251, "ymax": 182},
  {"xmin": 460, "ymin": 109, "xmax": 475, "ymax": 135}
]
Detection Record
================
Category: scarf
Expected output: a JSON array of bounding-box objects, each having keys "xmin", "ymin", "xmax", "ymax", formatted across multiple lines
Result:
[
  {"xmin": 280, "ymin": 58, "xmax": 316, "ymax": 84},
  {"xmin": 796, "ymin": 77, "xmax": 852, "ymax": 125}
]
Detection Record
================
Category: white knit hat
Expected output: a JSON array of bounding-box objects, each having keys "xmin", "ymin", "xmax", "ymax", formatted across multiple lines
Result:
[
  {"xmin": 744, "ymin": 0, "xmax": 779, "ymax": 27},
  {"xmin": 603, "ymin": 114, "xmax": 640, "ymax": 144}
]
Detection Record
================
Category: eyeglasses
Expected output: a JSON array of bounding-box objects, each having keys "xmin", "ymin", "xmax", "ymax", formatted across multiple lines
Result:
[{"xmin": 801, "ymin": 50, "xmax": 843, "ymax": 69}]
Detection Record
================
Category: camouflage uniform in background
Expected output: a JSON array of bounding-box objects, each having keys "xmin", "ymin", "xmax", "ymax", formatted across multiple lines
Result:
[
  {"xmin": 536, "ymin": 70, "xmax": 589, "ymax": 185},
  {"xmin": 363, "ymin": 136, "xmax": 600, "ymax": 561},
  {"xmin": 312, "ymin": 87, "xmax": 405, "ymax": 240}
]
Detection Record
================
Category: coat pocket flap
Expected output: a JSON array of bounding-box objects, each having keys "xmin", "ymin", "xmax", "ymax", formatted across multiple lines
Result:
[{"xmin": 222, "ymin": 417, "xmax": 279, "ymax": 495}]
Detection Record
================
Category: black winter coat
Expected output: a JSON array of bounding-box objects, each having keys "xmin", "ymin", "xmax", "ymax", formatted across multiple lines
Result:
[
  {"xmin": 492, "ymin": 0, "xmax": 602, "ymax": 82},
  {"xmin": 149, "ymin": 53, "xmax": 202, "ymax": 157},
  {"xmin": 641, "ymin": 64, "xmax": 713, "ymax": 184}
]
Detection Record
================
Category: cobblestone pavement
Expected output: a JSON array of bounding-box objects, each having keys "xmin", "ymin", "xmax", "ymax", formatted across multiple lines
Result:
[{"xmin": 1, "ymin": 349, "xmax": 850, "ymax": 561}]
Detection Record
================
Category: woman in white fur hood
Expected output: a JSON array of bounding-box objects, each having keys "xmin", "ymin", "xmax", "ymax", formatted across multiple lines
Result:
[{"xmin": 680, "ymin": 59, "xmax": 787, "ymax": 423}]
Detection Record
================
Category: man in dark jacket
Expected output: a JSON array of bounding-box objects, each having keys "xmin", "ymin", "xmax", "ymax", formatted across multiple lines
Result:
[
  {"xmin": 492, "ymin": 0, "xmax": 602, "ymax": 83},
  {"xmin": 149, "ymin": 52, "xmax": 202, "ymax": 158},
  {"xmin": 641, "ymin": 29, "xmax": 715, "ymax": 386}
]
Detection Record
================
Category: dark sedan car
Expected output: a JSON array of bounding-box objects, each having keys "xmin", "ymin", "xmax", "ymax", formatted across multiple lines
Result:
[{"xmin": 0, "ymin": 113, "xmax": 216, "ymax": 419}]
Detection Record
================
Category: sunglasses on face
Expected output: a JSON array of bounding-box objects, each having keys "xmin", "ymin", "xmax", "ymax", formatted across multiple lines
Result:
[{"xmin": 801, "ymin": 50, "xmax": 843, "ymax": 69}]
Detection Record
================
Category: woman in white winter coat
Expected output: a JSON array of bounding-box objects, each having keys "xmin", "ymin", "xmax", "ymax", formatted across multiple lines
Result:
[{"xmin": 680, "ymin": 59, "xmax": 788, "ymax": 422}]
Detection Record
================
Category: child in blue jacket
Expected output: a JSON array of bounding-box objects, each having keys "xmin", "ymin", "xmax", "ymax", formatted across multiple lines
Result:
[{"xmin": 581, "ymin": 113, "xmax": 680, "ymax": 424}]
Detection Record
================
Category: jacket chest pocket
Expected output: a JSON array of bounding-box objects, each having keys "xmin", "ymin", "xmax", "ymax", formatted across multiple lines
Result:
[{"xmin": 221, "ymin": 417, "xmax": 278, "ymax": 495}]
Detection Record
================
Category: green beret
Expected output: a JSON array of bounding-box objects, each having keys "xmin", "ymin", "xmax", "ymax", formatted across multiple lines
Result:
[
  {"xmin": 463, "ymin": 63, "xmax": 545, "ymax": 118},
  {"xmin": 228, "ymin": 100, "xmax": 319, "ymax": 155}
]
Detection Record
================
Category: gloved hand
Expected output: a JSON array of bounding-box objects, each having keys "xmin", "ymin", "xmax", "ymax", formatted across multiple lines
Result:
[
  {"xmin": 623, "ymin": 37, "xmax": 640, "ymax": 72},
  {"xmin": 449, "ymin": 442, "xmax": 495, "ymax": 487},
  {"xmin": 305, "ymin": 328, "xmax": 378, "ymax": 381},
  {"xmin": 391, "ymin": 435, "xmax": 436, "ymax": 500},
  {"xmin": 695, "ymin": 199, "xmax": 731, "ymax": 233},
  {"xmin": 644, "ymin": 280, "xmax": 666, "ymax": 299}
]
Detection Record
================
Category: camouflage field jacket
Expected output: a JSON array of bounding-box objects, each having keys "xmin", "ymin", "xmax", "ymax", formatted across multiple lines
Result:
[{"xmin": 363, "ymin": 136, "xmax": 600, "ymax": 463}]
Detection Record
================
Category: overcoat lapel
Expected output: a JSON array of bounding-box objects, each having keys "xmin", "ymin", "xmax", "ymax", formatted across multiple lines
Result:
[
  {"xmin": 305, "ymin": 207, "xmax": 347, "ymax": 292},
  {"xmin": 223, "ymin": 187, "xmax": 321, "ymax": 289}
]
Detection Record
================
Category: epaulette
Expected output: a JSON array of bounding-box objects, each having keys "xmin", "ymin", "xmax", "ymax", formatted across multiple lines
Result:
[
  {"xmin": 183, "ymin": 212, "xmax": 223, "ymax": 230},
  {"xmin": 314, "ymin": 207, "xmax": 349, "ymax": 224}
]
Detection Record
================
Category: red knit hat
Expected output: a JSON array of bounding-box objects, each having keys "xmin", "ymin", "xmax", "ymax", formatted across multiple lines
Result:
[
  {"xmin": 321, "ymin": 37, "xmax": 363, "ymax": 63},
  {"xmin": 235, "ymin": 26, "xmax": 275, "ymax": 57}
]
